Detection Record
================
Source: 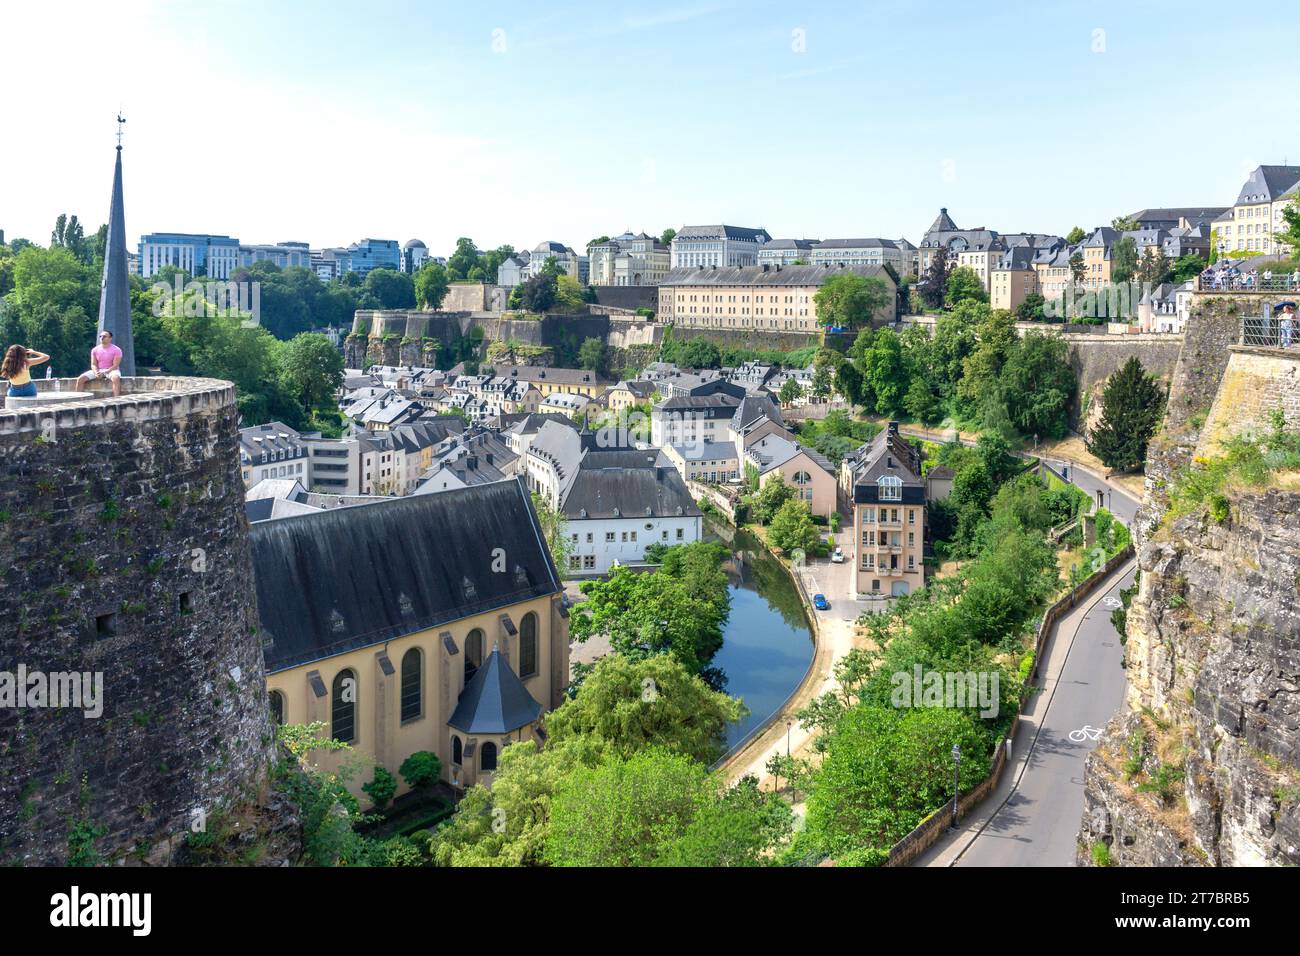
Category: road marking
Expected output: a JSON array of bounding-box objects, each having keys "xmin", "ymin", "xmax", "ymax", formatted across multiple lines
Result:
[
  {"xmin": 1102, "ymin": 596, "xmax": 1122, "ymax": 610},
  {"xmin": 1068, "ymin": 725, "xmax": 1104, "ymax": 742}
]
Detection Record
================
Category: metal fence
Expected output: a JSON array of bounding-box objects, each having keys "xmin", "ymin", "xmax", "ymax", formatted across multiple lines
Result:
[
  {"xmin": 1241, "ymin": 315, "xmax": 1298, "ymax": 349},
  {"xmin": 1198, "ymin": 273, "xmax": 1300, "ymax": 293}
]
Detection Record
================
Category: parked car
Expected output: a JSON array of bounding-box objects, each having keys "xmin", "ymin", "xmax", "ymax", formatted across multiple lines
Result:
[
  {"xmin": 813, "ymin": 593, "xmax": 830, "ymax": 611},
  {"xmin": 831, "ymin": 547, "xmax": 844, "ymax": 564}
]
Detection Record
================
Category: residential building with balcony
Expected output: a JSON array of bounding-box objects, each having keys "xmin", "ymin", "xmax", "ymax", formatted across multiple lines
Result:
[{"xmin": 843, "ymin": 422, "xmax": 927, "ymax": 599}]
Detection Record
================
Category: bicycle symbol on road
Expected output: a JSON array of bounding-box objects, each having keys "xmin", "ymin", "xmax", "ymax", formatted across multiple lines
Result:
[
  {"xmin": 1103, "ymin": 597, "xmax": 1123, "ymax": 610},
  {"xmin": 1068, "ymin": 725, "xmax": 1104, "ymax": 742}
]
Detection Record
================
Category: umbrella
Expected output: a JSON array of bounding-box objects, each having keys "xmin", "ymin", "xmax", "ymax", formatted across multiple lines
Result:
[{"xmin": 1274, "ymin": 301, "xmax": 1297, "ymax": 312}]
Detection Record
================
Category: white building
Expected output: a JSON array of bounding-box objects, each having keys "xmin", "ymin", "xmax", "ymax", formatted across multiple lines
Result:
[
  {"xmin": 587, "ymin": 231, "xmax": 671, "ymax": 286},
  {"xmin": 809, "ymin": 238, "xmax": 906, "ymax": 272},
  {"xmin": 670, "ymin": 225, "xmax": 771, "ymax": 269}
]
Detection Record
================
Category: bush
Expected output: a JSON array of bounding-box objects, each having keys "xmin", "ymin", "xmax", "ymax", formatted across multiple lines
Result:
[
  {"xmin": 399, "ymin": 751, "xmax": 443, "ymax": 793},
  {"xmin": 362, "ymin": 766, "xmax": 398, "ymax": 811}
]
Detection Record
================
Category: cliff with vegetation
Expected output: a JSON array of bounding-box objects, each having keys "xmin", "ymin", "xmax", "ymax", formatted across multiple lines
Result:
[{"xmin": 1077, "ymin": 302, "xmax": 1300, "ymax": 867}]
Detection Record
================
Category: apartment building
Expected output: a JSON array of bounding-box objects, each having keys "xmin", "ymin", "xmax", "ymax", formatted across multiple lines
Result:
[
  {"xmin": 809, "ymin": 237, "xmax": 908, "ymax": 272},
  {"xmin": 1217, "ymin": 165, "xmax": 1300, "ymax": 257},
  {"xmin": 757, "ymin": 239, "xmax": 819, "ymax": 267},
  {"xmin": 240, "ymin": 421, "xmax": 311, "ymax": 487},
  {"xmin": 844, "ymin": 423, "xmax": 927, "ymax": 600},
  {"xmin": 657, "ymin": 263, "xmax": 897, "ymax": 333}
]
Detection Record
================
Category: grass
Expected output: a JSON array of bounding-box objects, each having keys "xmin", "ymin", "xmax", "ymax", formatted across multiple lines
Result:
[{"xmin": 1166, "ymin": 409, "xmax": 1300, "ymax": 521}]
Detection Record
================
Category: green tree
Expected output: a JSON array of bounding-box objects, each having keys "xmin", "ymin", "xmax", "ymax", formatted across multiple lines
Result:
[
  {"xmin": 519, "ymin": 272, "xmax": 557, "ymax": 312},
  {"xmin": 813, "ymin": 272, "xmax": 890, "ymax": 329},
  {"xmin": 999, "ymin": 331, "xmax": 1075, "ymax": 439},
  {"xmin": 554, "ymin": 274, "xmax": 587, "ymax": 313},
  {"xmin": 415, "ymin": 261, "xmax": 451, "ymax": 310},
  {"xmin": 1136, "ymin": 248, "xmax": 1173, "ymax": 287},
  {"xmin": 750, "ymin": 473, "xmax": 794, "ymax": 523},
  {"xmin": 578, "ymin": 336, "xmax": 607, "ymax": 375},
  {"xmin": 903, "ymin": 376, "xmax": 942, "ymax": 425},
  {"xmin": 1065, "ymin": 226, "xmax": 1087, "ymax": 245},
  {"xmin": 51, "ymin": 213, "xmax": 90, "ymax": 264},
  {"xmin": 945, "ymin": 266, "xmax": 987, "ymax": 307},
  {"xmin": 768, "ymin": 498, "xmax": 819, "ymax": 555},
  {"xmin": 860, "ymin": 327, "xmax": 908, "ymax": 415},
  {"xmin": 1111, "ymin": 237, "xmax": 1139, "ymax": 284},
  {"xmin": 1086, "ymin": 356, "xmax": 1165, "ymax": 472},
  {"xmin": 446, "ymin": 237, "xmax": 480, "ymax": 280},
  {"xmin": 280, "ymin": 332, "xmax": 344, "ymax": 412},
  {"xmin": 1015, "ymin": 292, "xmax": 1045, "ymax": 321},
  {"xmin": 778, "ymin": 376, "xmax": 804, "ymax": 405},
  {"xmin": 1172, "ymin": 254, "xmax": 1206, "ymax": 283},
  {"xmin": 546, "ymin": 654, "xmax": 745, "ymax": 764},
  {"xmin": 530, "ymin": 491, "xmax": 572, "ymax": 577},
  {"xmin": 544, "ymin": 748, "xmax": 790, "ymax": 866},
  {"xmin": 805, "ymin": 704, "xmax": 990, "ymax": 857},
  {"xmin": 660, "ymin": 228, "xmax": 677, "ymax": 247},
  {"xmin": 359, "ymin": 268, "xmax": 415, "ymax": 310},
  {"xmin": 1069, "ymin": 251, "xmax": 1087, "ymax": 287},
  {"xmin": 1111, "ymin": 215, "xmax": 1138, "ymax": 232},
  {"xmin": 362, "ymin": 766, "xmax": 398, "ymax": 811},
  {"xmin": 570, "ymin": 541, "xmax": 730, "ymax": 678}
]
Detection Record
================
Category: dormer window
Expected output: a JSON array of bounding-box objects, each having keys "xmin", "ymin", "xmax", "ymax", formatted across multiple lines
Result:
[{"xmin": 878, "ymin": 475, "xmax": 903, "ymax": 501}]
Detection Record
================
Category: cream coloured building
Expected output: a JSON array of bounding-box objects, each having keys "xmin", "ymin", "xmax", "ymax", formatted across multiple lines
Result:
[
  {"xmin": 1217, "ymin": 165, "xmax": 1300, "ymax": 257},
  {"xmin": 657, "ymin": 263, "xmax": 897, "ymax": 333},
  {"xmin": 250, "ymin": 479, "xmax": 569, "ymax": 804}
]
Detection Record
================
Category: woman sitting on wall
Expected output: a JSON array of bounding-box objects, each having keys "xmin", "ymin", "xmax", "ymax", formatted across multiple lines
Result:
[{"xmin": 2, "ymin": 344, "xmax": 50, "ymax": 398}]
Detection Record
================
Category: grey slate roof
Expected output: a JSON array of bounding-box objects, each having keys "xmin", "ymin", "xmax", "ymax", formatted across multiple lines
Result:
[
  {"xmin": 925, "ymin": 208, "xmax": 959, "ymax": 235},
  {"xmin": 98, "ymin": 144, "xmax": 135, "ymax": 375},
  {"xmin": 674, "ymin": 224, "xmax": 772, "ymax": 242},
  {"xmin": 1235, "ymin": 166, "xmax": 1300, "ymax": 205},
  {"xmin": 249, "ymin": 478, "xmax": 561, "ymax": 672},
  {"xmin": 447, "ymin": 649, "xmax": 543, "ymax": 734},
  {"xmin": 561, "ymin": 466, "xmax": 702, "ymax": 520}
]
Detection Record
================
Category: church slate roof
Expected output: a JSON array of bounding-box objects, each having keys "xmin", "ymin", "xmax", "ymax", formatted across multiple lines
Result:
[
  {"xmin": 447, "ymin": 649, "xmax": 543, "ymax": 734},
  {"xmin": 249, "ymin": 477, "xmax": 561, "ymax": 673}
]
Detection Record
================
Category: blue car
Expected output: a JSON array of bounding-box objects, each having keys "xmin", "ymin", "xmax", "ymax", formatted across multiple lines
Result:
[{"xmin": 813, "ymin": 593, "xmax": 830, "ymax": 611}]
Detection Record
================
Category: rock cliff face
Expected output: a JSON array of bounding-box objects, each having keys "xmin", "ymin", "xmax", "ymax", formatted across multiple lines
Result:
[{"xmin": 1077, "ymin": 302, "xmax": 1300, "ymax": 868}]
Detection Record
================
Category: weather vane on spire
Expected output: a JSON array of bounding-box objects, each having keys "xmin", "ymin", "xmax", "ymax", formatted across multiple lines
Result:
[{"xmin": 116, "ymin": 112, "xmax": 126, "ymax": 149}]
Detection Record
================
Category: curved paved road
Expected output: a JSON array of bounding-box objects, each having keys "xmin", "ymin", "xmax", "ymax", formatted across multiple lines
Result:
[{"xmin": 911, "ymin": 441, "xmax": 1140, "ymax": 867}]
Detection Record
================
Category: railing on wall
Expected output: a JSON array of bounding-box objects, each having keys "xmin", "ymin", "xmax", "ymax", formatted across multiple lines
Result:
[
  {"xmin": 1240, "ymin": 314, "xmax": 1298, "ymax": 349},
  {"xmin": 1197, "ymin": 273, "xmax": 1300, "ymax": 293}
]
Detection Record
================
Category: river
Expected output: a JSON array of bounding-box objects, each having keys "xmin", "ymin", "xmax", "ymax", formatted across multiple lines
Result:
[{"xmin": 706, "ymin": 521, "xmax": 815, "ymax": 752}]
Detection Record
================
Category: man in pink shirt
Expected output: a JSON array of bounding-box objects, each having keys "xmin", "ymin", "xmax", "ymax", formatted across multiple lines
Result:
[{"xmin": 76, "ymin": 329, "xmax": 124, "ymax": 397}]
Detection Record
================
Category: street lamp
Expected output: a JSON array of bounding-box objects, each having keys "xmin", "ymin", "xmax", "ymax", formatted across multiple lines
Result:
[{"xmin": 950, "ymin": 744, "xmax": 961, "ymax": 830}]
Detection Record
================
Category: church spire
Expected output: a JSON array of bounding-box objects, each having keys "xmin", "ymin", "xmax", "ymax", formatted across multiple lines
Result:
[{"xmin": 97, "ymin": 116, "xmax": 134, "ymax": 376}]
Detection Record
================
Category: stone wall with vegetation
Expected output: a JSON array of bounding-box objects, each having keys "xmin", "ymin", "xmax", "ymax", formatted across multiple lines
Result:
[
  {"xmin": 1078, "ymin": 317, "xmax": 1300, "ymax": 867},
  {"xmin": 0, "ymin": 378, "xmax": 275, "ymax": 865}
]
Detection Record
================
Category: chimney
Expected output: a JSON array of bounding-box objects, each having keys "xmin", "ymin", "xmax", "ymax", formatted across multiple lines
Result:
[
  {"xmin": 655, "ymin": 466, "xmax": 665, "ymax": 482},
  {"xmin": 467, "ymin": 455, "xmax": 478, "ymax": 470},
  {"xmin": 485, "ymin": 452, "xmax": 494, "ymax": 466}
]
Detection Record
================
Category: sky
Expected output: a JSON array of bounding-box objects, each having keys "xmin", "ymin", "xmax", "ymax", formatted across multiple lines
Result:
[{"xmin": 3, "ymin": 0, "xmax": 1298, "ymax": 258}]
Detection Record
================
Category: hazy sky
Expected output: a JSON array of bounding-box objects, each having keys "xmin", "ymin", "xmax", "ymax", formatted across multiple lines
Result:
[{"xmin": 3, "ymin": 0, "xmax": 1298, "ymax": 257}]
